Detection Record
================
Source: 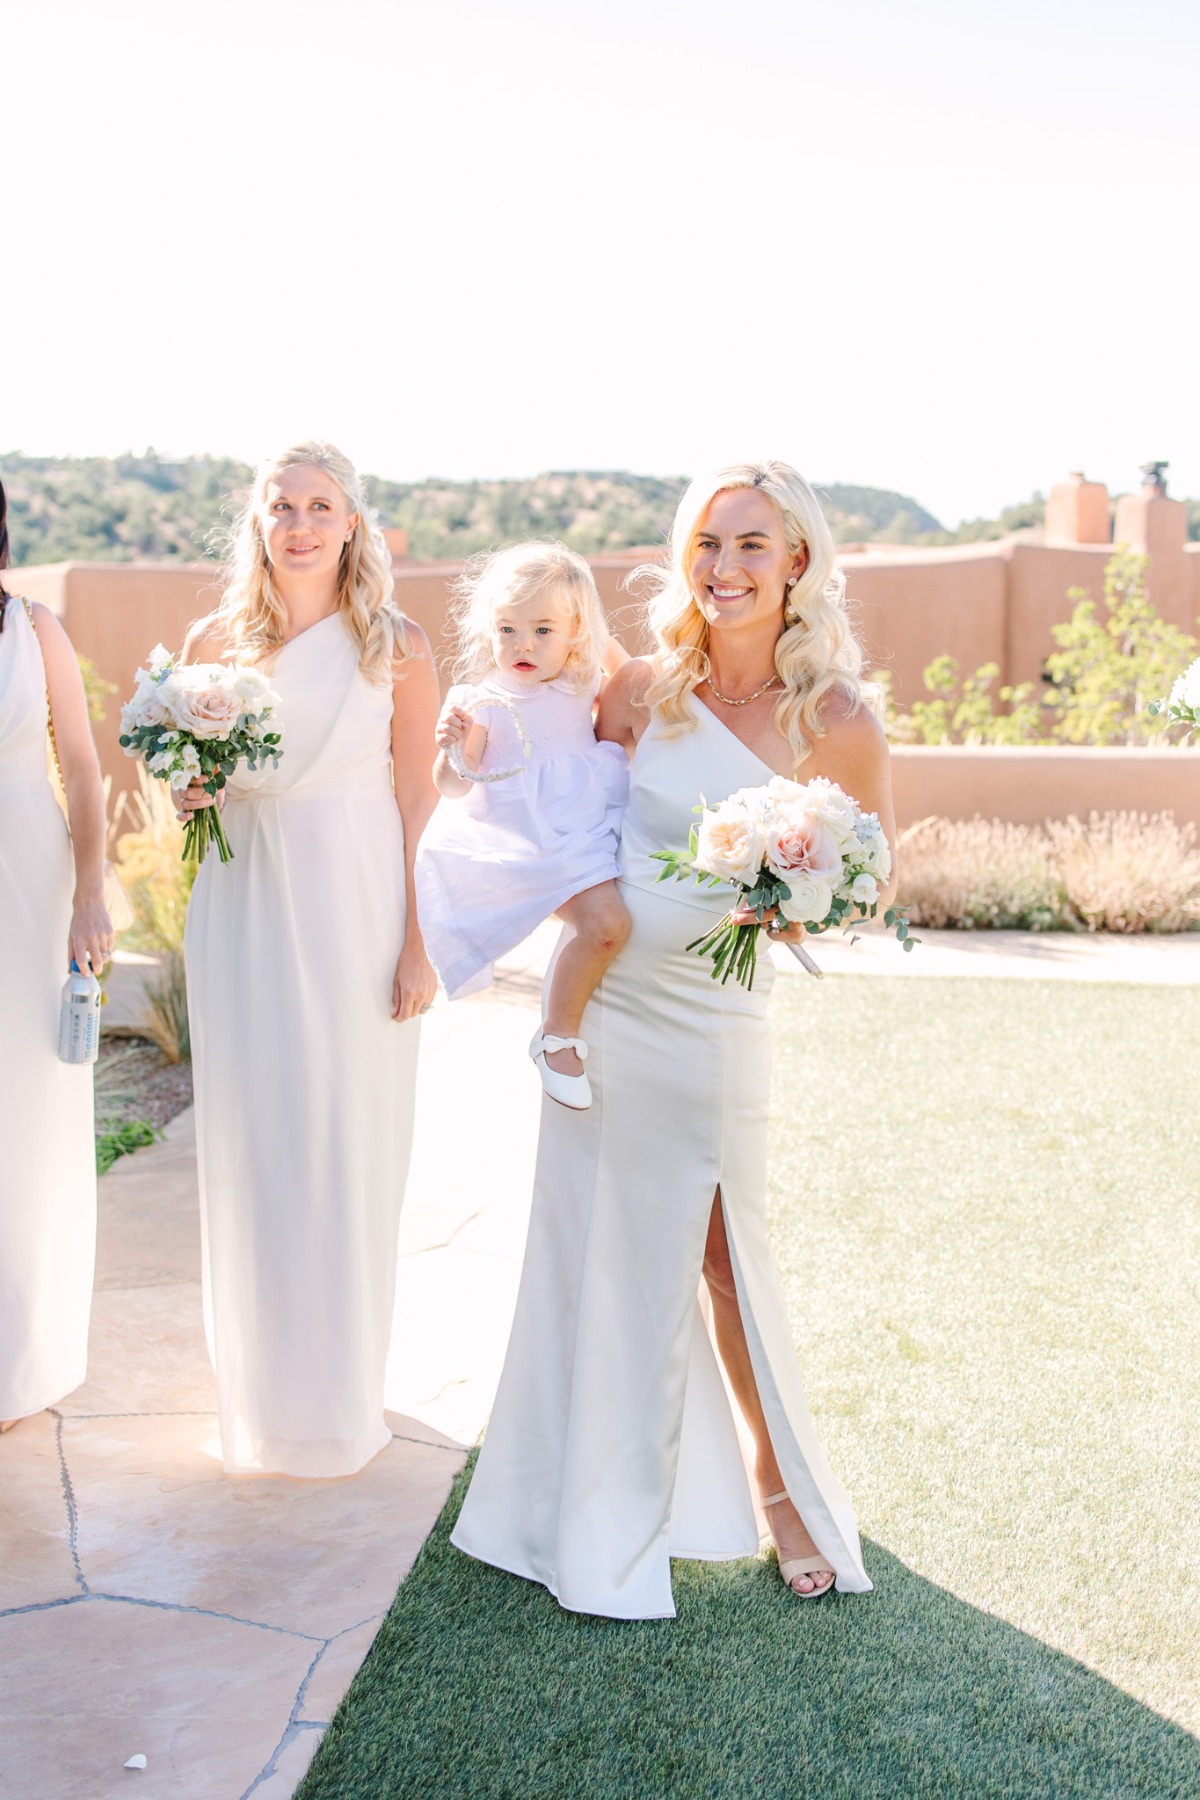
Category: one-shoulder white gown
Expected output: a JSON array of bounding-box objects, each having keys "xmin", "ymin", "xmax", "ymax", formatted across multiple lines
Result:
[
  {"xmin": 452, "ymin": 693, "xmax": 871, "ymax": 1616},
  {"xmin": 0, "ymin": 598, "xmax": 96, "ymax": 1420},
  {"xmin": 185, "ymin": 615, "xmax": 419, "ymax": 1477}
]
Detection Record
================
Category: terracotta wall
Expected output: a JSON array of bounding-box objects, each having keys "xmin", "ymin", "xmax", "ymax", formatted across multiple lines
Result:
[{"xmin": 891, "ymin": 745, "xmax": 1200, "ymax": 834}]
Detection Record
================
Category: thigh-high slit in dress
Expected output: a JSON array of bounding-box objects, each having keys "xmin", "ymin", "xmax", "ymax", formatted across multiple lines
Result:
[{"xmin": 452, "ymin": 693, "xmax": 871, "ymax": 1617}]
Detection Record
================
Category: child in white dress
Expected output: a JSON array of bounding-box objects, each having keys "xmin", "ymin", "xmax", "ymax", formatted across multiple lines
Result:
[{"xmin": 416, "ymin": 543, "xmax": 630, "ymax": 1109}]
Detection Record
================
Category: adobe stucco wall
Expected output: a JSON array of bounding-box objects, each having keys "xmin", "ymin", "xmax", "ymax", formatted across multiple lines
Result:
[
  {"xmin": 891, "ymin": 745, "xmax": 1200, "ymax": 835},
  {"xmin": 14, "ymin": 545, "xmax": 1200, "ymax": 831}
]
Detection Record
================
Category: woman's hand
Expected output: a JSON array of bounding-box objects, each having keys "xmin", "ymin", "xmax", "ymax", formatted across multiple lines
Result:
[
  {"xmin": 175, "ymin": 779, "xmax": 222, "ymax": 822},
  {"xmin": 69, "ymin": 894, "xmax": 114, "ymax": 976},
  {"xmin": 392, "ymin": 934, "xmax": 438, "ymax": 1022},
  {"xmin": 730, "ymin": 902, "xmax": 808, "ymax": 945}
]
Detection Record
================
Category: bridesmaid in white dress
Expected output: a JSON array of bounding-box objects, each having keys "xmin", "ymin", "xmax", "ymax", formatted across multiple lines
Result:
[
  {"xmin": 179, "ymin": 442, "xmax": 439, "ymax": 1477},
  {"xmin": 453, "ymin": 461, "xmax": 895, "ymax": 1615},
  {"xmin": 0, "ymin": 478, "xmax": 113, "ymax": 1430}
]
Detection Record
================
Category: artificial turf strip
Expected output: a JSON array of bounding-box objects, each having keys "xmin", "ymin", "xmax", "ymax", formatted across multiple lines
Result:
[{"xmin": 299, "ymin": 977, "xmax": 1200, "ymax": 1800}]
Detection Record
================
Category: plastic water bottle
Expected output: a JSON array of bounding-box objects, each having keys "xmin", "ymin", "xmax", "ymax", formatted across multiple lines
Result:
[{"xmin": 58, "ymin": 960, "xmax": 101, "ymax": 1065}]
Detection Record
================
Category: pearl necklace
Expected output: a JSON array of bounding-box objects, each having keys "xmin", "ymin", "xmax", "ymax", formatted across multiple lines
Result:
[{"xmin": 704, "ymin": 673, "xmax": 781, "ymax": 707}]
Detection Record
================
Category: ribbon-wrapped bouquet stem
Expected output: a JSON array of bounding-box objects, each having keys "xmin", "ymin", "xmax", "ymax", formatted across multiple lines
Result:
[
  {"xmin": 119, "ymin": 646, "xmax": 282, "ymax": 864},
  {"xmin": 653, "ymin": 774, "xmax": 914, "ymax": 987}
]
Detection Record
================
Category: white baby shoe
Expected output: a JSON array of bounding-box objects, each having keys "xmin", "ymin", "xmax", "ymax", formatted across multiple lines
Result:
[{"xmin": 529, "ymin": 1028, "xmax": 592, "ymax": 1110}]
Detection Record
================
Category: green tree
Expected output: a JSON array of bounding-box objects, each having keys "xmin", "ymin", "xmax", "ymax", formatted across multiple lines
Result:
[{"xmin": 1043, "ymin": 549, "xmax": 1199, "ymax": 746}]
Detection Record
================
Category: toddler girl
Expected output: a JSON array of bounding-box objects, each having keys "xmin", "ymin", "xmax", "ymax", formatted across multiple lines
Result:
[{"xmin": 416, "ymin": 542, "xmax": 630, "ymax": 1109}]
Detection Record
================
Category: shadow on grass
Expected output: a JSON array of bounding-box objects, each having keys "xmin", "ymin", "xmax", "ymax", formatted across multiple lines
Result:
[{"xmin": 297, "ymin": 1460, "xmax": 1199, "ymax": 1800}]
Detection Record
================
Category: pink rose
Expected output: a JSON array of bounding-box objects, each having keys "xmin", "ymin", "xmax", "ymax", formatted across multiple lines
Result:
[
  {"xmin": 764, "ymin": 804, "xmax": 842, "ymax": 888},
  {"xmin": 165, "ymin": 672, "xmax": 244, "ymax": 740}
]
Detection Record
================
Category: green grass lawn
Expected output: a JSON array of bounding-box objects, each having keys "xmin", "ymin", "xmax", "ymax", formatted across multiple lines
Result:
[{"xmin": 299, "ymin": 978, "xmax": 1200, "ymax": 1800}]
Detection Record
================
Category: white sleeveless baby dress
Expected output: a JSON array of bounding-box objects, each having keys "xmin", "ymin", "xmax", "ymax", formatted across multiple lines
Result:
[{"xmin": 415, "ymin": 672, "xmax": 628, "ymax": 1000}]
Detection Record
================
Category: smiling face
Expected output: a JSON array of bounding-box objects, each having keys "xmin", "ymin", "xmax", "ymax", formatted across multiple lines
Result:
[
  {"xmin": 688, "ymin": 487, "xmax": 808, "ymax": 636},
  {"xmin": 490, "ymin": 589, "xmax": 574, "ymax": 685},
  {"xmin": 259, "ymin": 463, "xmax": 358, "ymax": 590}
]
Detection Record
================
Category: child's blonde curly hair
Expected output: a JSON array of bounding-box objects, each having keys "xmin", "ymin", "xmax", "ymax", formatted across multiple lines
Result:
[{"xmin": 448, "ymin": 542, "xmax": 610, "ymax": 689}]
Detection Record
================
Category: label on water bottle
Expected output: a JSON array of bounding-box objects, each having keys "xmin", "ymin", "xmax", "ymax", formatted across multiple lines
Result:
[{"xmin": 59, "ymin": 966, "xmax": 102, "ymax": 1065}]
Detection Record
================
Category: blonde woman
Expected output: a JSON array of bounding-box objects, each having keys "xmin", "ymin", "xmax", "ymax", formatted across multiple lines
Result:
[
  {"xmin": 453, "ymin": 461, "xmax": 895, "ymax": 1614},
  {"xmin": 179, "ymin": 442, "xmax": 439, "ymax": 1477},
  {"xmin": 416, "ymin": 542, "xmax": 630, "ymax": 1108},
  {"xmin": 0, "ymin": 476, "xmax": 112, "ymax": 1431}
]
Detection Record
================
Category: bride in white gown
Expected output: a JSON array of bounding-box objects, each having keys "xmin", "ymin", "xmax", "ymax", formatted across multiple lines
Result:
[
  {"xmin": 180, "ymin": 442, "xmax": 439, "ymax": 1477},
  {"xmin": 453, "ymin": 461, "xmax": 895, "ymax": 1616}
]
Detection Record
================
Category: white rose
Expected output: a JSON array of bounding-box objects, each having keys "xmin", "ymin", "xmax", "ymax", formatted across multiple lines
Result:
[
  {"xmin": 778, "ymin": 875, "xmax": 834, "ymax": 925},
  {"xmin": 794, "ymin": 777, "xmax": 859, "ymax": 849},
  {"xmin": 695, "ymin": 798, "xmax": 768, "ymax": 887},
  {"xmin": 232, "ymin": 668, "xmax": 275, "ymax": 715}
]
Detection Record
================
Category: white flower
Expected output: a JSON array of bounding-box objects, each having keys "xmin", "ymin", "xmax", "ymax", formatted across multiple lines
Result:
[
  {"xmin": 778, "ymin": 874, "xmax": 835, "ymax": 925},
  {"xmin": 854, "ymin": 814, "xmax": 892, "ymax": 881},
  {"xmin": 849, "ymin": 871, "xmax": 879, "ymax": 907},
  {"xmin": 147, "ymin": 749, "xmax": 177, "ymax": 776},
  {"xmin": 793, "ymin": 777, "xmax": 860, "ymax": 849},
  {"xmin": 695, "ymin": 797, "xmax": 768, "ymax": 887},
  {"xmin": 144, "ymin": 643, "xmax": 174, "ymax": 677},
  {"xmin": 1169, "ymin": 657, "xmax": 1200, "ymax": 711}
]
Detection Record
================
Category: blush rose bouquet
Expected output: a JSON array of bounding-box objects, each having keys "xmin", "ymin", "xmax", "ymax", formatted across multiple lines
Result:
[
  {"xmin": 652, "ymin": 775, "xmax": 913, "ymax": 987},
  {"xmin": 118, "ymin": 645, "xmax": 282, "ymax": 864}
]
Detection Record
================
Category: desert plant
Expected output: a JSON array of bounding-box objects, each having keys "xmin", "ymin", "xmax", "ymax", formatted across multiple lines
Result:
[
  {"xmin": 1046, "ymin": 813, "xmax": 1200, "ymax": 934},
  {"xmin": 138, "ymin": 950, "xmax": 190, "ymax": 1064},
  {"xmin": 1044, "ymin": 550, "xmax": 1199, "ymax": 745},
  {"xmin": 894, "ymin": 656, "xmax": 1044, "ymax": 746},
  {"xmin": 897, "ymin": 812, "xmax": 1200, "ymax": 933},
  {"xmin": 78, "ymin": 653, "xmax": 117, "ymax": 723},
  {"xmin": 896, "ymin": 817, "xmax": 1072, "ymax": 930},
  {"xmin": 111, "ymin": 763, "xmax": 196, "ymax": 953}
]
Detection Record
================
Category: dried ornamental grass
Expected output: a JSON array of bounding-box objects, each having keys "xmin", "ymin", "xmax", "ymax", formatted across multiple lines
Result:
[
  {"xmin": 896, "ymin": 817, "xmax": 1072, "ymax": 931},
  {"xmin": 897, "ymin": 812, "xmax": 1200, "ymax": 933},
  {"xmin": 1047, "ymin": 812, "xmax": 1200, "ymax": 934}
]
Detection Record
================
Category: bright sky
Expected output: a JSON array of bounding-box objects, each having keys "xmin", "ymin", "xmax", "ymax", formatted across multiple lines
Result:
[{"xmin": 5, "ymin": 0, "xmax": 1198, "ymax": 526}]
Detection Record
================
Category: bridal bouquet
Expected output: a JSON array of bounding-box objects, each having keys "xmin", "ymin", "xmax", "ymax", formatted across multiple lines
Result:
[
  {"xmin": 1148, "ymin": 655, "xmax": 1200, "ymax": 736},
  {"xmin": 118, "ymin": 645, "xmax": 282, "ymax": 864},
  {"xmin": 652, "ymin": 775, "xmax": 912, "ymax": 987}
]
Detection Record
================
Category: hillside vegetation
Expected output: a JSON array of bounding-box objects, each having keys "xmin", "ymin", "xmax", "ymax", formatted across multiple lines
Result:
[
  {"xmin": 14, "ymin": 450, "xmax": 1192, "ymax": 565},
  {"xmin": 2, "ymin": 452, "xmax": 952, "ymax": 565}
]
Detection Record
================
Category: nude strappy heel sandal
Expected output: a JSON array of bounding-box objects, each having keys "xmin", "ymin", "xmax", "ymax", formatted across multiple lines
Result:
[
  {"xmin": 761, "ymin": 1491, "xmax": 836, "ymax": 1598},
  {"xmin": 529, "ymin": 1028, "xmax": 592, "ymax": 1110}
]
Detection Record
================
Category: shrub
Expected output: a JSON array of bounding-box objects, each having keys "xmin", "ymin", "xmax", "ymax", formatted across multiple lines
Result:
[
  {"xmin": 111, "ymin": 764, "xmax": 195, "ymax": 953},
  {"xmin": 139, "ymin": 950, "xmax": 191, "ymax": 1065},
  {"xmin": 898, "ymin": 812, "xmax": 1200, "ymax": 933},
  {"xmin": 1046, "ymin": 813, "xmax": 1200, "ymax": 933},
  {"xmin": 896, "ymin": 817, "xmax": 1072, "ymax": 930}
]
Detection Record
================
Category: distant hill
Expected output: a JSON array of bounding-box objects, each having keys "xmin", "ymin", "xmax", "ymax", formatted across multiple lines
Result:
[{"xmin": 2, "ymin": 450, "xmax": 997, "ymax": 565}]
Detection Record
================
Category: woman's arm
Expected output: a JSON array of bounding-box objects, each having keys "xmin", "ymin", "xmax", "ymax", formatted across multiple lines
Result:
[
  {"xmin": 31, "ymin": 604, "xmax": 113, "ymax": 972},
  {"xmin": 807, "ymin": 697, "xmax": 898, "ymax": 910},
  {"xmin": 390, "ymin": 624, "xmax": 441, "ymax": 1021},
  {"xmin": 596, "ymin": 655, "xmax": 653, "ymax": 755}
]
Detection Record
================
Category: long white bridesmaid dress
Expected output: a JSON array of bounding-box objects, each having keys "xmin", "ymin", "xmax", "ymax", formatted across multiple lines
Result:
[
  {"xmin": 184, "ymin": 614, "xmax": 419, "ymax": 1477},
  {"xmin": 0, "ymin": 598, "xmax": 96, "ymax": 1419},
  {"xmin": 452, "ymin": 692, "xmax": 872, "ymax": 1617}
]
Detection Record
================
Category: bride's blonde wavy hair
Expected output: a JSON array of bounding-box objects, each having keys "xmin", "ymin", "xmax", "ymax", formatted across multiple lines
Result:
[
  {"xmin": 211, "ymin": 441, "xmax": 411, "ymax": 684},
  {"xmin": 637, "ymin": 460, "xmax": 875, "ymax": 762}
]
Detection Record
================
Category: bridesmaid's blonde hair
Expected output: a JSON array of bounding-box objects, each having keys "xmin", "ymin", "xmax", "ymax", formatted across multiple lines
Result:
[
  {"xmin": 449, "ymin": 542, "xmax": 610, "ymax": 690},
  {"xmin": 212, "ymin": 441, "xmax": 411, "ymax": 684},
  {"xmin": 635, "ymin": 461, "xmax": 875, "ymax": 762}
]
